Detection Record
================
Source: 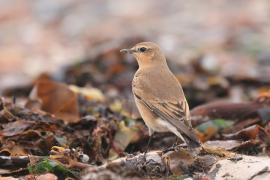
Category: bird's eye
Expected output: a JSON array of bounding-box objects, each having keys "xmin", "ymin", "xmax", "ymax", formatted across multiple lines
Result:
[{"xmin": 138, "ymin": 47, "xmax": 147, "ymax": 53}]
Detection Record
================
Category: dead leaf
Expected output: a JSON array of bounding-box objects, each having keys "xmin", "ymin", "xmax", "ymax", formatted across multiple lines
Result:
[
  {"xmin": 0, "ymin": 141, "xmax": 27, "ymax": 156},
  {"xmin": 191, "ymin": 101, "xmax": 261, "ymax": 123},
  {"xmin": 254, "ymin": 92, "xmax": 270, "ymax": 106},
  {"xmin": 69, "ymin": 85, "xmax": 105, "ymax": 101},
  {"xmin": 232, "ymin": 118, "xmax": 260, "ymax": 132},
  {"xmin": 29, "ymin": 77, "xmax": 80, "ymax": 123},
  {"xmin": 109, "ymin": 121, "xmax": 141, "ymax": 159},
  {"xmin": 205, "ymin": 140, "xmax": 262, "ymax": 154},
  {"xmin": 202, "ymin": 143, "xmax": 235, "ymax": 157},
  {"xmin": 196, "ymin": 119, "xmax": 234, "ymax": 142},
  {"xmin": 204, "ymin": 140, "xmax": 243, "ymax": 151},
  {"xmin": 223, "ymin": 125, "xmax": 260, "ymax": 140},
  {"xmin": 191, "ymin": 95, "xmax": 270, "ymax": 127},
  {"xmin": 0, "ymin": 120, "xmax": 34, "ymax": 137},
  {"xmin": 166, "ymin": 148, "xmax": 195, "ymax": 175},
  {"xmin": 258, "ymin": 122, "xmax": 270, "ymax": 156}
]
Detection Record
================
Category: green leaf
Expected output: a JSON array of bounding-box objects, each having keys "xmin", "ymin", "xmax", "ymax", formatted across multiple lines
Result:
[
  {"xmin": 28, "ymin": 158, "xmax": 79, "ymax": 179},
  {"xmin": 213, "ymin": 119, "xmax": 234, "ymax": 128},
  {"xmin": 197, "ymin": 119, "xmax": 234, "ymax": 133}
]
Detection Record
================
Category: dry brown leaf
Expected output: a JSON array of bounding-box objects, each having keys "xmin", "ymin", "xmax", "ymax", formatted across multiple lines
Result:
[
  {"xmin": 204, "ymin": 140, "xmax": 243, "ymax": 151},
  {"xmin": 0, "ymin": 120, "xmax": 34, "ymax": 137},
  {"xmin": 255, "ymin": 92, "xmax": 270, "ymax": 106},
  {"xmin": 191, "ymin": 101, "xmax": 261, "ymax": 122},
  {"xmin": 223, "ymin": 125, "xmax": 260, "ymax": 140},
  {"xmin": 202, "ymin": 143, "xmax": 235, "ymax": 157},
  {"xmin": 165, "ymin": 148, "xmax": 195, "ymax": 175},
  {"xmin": 109, "ymin": 121, "xmax": 141, "ymax": 159},
  {"xmin": 0, "ymin": 141, "xmax": 27, "ymax": 156},
  {"xmin": 29, "ymin": 77, "xmax": 80, "ymax": 123},
  {"xmin": 259, "ymin": 122, "xmax": 270, "ymax": 156},
  {"xmin": 191, "ymin": 93, "xmax": 270, "ymax": 124},
  {"xmin": 199, "ymin": 126, "xmax": 218, "ymax": 142},
  {"xmin": 204, "ymin": 140, "xmax": 261, "ymax": 154}
]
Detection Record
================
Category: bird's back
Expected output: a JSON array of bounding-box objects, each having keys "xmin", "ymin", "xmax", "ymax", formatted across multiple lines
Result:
[{"xmin": 132, "ymin": 66, "xmax": 185, "ymax": 102}]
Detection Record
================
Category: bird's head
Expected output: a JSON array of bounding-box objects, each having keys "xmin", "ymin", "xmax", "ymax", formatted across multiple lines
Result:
[{"xmin": 120, "ymin": 42, "xmax": 166, "ymax": 67}]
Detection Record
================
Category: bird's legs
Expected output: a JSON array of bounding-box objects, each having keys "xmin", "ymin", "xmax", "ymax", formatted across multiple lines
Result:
[
  {"xmin": 144, "ymin": 129, "xmax": 154, "ymax": 156},
  {"xmin": 173, "ymin": 136, "xmax": 179, "ymax": 147},
  {"xmin": 162, "ymin": 136, "xmax": 187, "ymax": 153},
  {"xmin": 161, "ymin": 137, "xmax": 177, "ymax": 153}
]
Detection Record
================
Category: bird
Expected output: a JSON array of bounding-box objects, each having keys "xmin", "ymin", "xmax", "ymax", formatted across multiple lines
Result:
[{"xmin": 120, "ymin": 42, "xmax": 201, "ymax": 148}]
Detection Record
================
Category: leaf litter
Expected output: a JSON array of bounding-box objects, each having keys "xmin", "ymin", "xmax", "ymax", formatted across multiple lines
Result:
[
  {"xmin": 0, "ymin": 42, "xmax": 270, "ymax": 179},
  {"xmin": 0, "ymin": 2, "xmax": 270, "ymax": 178}
]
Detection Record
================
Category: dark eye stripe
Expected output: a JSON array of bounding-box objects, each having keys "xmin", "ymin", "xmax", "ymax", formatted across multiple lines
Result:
[{"xmin": 138, "ymin": 47, "xmax": 147, "ymax": 52}]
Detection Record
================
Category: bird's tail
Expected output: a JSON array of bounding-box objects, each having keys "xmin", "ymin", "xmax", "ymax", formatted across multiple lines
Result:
[{"xmin": 182, "ymin": 130, "xmax": 201, "ymax": 148}]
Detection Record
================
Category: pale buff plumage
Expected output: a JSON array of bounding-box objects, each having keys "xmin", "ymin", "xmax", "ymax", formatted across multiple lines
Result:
[{"xmin": 120, "ymin": 42, "xmax": 200, "ymax": 147}]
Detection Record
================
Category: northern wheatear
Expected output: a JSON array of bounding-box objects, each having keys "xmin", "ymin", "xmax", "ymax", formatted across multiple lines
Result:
[{"xmin": 120, "ymin": 42, "xmax": 200, "ymax": 148}]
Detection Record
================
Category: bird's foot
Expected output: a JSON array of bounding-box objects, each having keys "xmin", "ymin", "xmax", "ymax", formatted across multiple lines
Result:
[
  {"xmin": 143, "ymin": 134, "xmax": 153, "ymax": 159},
  {"xmin": 162, "ymin": 143, "xmax": 187, "ymax": 153},
  {"xmin": 143, "ymin": 150, "xmax": 147, "ymax": 160}
]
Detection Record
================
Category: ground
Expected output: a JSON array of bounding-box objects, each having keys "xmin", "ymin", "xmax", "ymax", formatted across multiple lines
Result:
[{"xmin": 0, "ymin": 0, "xmax": 270, "ymax": 179}]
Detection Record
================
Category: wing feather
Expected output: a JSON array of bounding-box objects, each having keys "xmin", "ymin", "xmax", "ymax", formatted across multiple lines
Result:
[{"xmin": 134, "ymin": 93, "xmax": 199, "ymax": 145}]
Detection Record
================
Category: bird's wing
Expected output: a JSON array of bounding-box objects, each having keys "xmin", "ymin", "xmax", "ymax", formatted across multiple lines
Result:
[{"xmin": 134, "ymin": 92, "xmax": 199, "ymax": 145}]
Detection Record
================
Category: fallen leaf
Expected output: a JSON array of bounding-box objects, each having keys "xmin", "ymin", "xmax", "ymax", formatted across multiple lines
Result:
[
  {"xmin": 28, "ymin": 158, "xmax": 77, "ymax": 178},
  {"xmin": 166, "ymin": 148, "xmax": 195, "ymax": 175},
  {"xmin": 0, "ymin": 141, "xmax": 27, "ymax": 156},
  {"xmin": 258, "ymin": 122, "xmax": 270, "ymax": 156},
  {"xmin": 191, "ymin": 93, "xmax": 270, "ymax": 126},
  {"xmin": 69, "ymin": 85, "xmax": 105, "ymax": 102},
  {"xmin": 223, "ymin": 125, "xmax": 260, "ymax": 140},
  {"xmin": 0, "ymin": 120, "xmax": 34, "ymax": 137},
  {"xmin": 254, "ymin": 92, "xmax": 270, "ymax": 106},
  {"xmin": 204, "ymin": 140, "xmax": 243, "ymax": 151},
  {"xmin": 29, "ymin": 77, "xmax": 80, "ymax": 123},
  {"xmin": 191, "ymin": 101, "xmax": 262, "ymax": 124},
  {"xmin": 109, "ymin": 121, "xmax": 141, "ymax": 159},
  {"xmin": 232, "ymin": 118, "xmax": 260, "ymax": 132},
  {"xmin": 205, "ymin": 140, "xmax": 262, "ymax": 154},
  {"xmin": 196, "ymin": 119, "xmax": 234, "ymax": 141}
]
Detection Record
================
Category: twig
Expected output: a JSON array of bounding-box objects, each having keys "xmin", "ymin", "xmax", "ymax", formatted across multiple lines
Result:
[
  {"xmin": 0, "ymin": 155, "xmax": 42, "ymax": 169},
  {"xmin": 248, "ymin": 166, "xmax": 270, "ymax": 180}
]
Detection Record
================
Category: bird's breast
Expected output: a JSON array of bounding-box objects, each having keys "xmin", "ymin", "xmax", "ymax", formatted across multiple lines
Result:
[{"xmin": 132, "ymin": 70, "xmax": 143, "ymax": 88}]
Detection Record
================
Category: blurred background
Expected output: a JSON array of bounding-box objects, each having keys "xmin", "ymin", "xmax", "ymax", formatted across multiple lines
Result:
[
  {"xmin": 1, "ymin": 1, "xmax": 270, "ymax": 175},
  {"xmin": 0, "ymin": 0, "xmax": 270, "ymax": 107}
]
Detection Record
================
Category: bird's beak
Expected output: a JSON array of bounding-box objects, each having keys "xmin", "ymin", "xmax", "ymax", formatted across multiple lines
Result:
[{"xmin": 120, "ymin": 48, "xmax": 136, "ymax": 54}]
